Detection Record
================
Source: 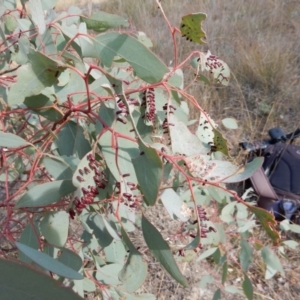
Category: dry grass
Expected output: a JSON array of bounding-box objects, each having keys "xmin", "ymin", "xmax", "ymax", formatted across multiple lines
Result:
[{"xmin": 56, "ymin": 1, "xmax": 300, "ymax": 299}]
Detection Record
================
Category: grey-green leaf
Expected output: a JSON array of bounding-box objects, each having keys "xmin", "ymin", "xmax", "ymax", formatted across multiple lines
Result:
[
  {"xmin": 96, "ymin": 264, "xmax": 123, "ymax": 285},
  {"xmin": 40, "ymin": 211, "xmax": 69, "ymax": 247},
  {"xmin": 28, "ymin": 0, "xmax": 46, "ymax": 34},
  {"xmin": 16, "ymin": 180, "xmax": 76, "ymax": 208},
  {"xmin": 0, "ymin": 257, "xmax": 83, "ymax": 300},
  {"xmin": 55, "ymin": 121, "xmax": 91, "ymax": 159},
  {"xmin": 261, "ymin": 246, "xmax": 284, "ymax": 278},
  {"xmin": 83, "ymin": 213, "xmax": 114, "ymax": 248},
  {"xmin": 240, "ymin": 239, "xmax": 253, "ymax": 272},
  {"xmin": 99, "ymin": 128, "xmax": 138, "ymax": 183},
  {"xmin": 8, "ymin": 49, "xmax": 65, "ymax": 105},
  {"xmin": 196, "ymin": 247, "xmax": 218, "ymax": 262},
  {"xmin": 24, "ymin": 94, "xmax": 63, "ymax": 121},
  {"xmin": 18, "ymin": 224, "xmax": 39, "ymax": 264},
  {"xmin": 119, "ymin": 252, "xmax": 147, "ymax": 293},
  {"xmin": 104, "ymin": 240, "xmax": 127, "ymax": 264},
  {"xmin": 132, "ymin": 142, "xmax": 163, "ymax": 206},
  {"xmin": 222, "ymin": 157, "xmax": 264, "ymax": 183},
  {"xmin": 142, "ymin": 214, "xmax": 188, "ymax": 287},
  {"xmin": 57, "ymin": 247, "xmax": 82, "ymax": 272},
  {"xmin": 16, "ymin": 242, "xmax": 83, "ymax": 280},
  {"xmin": 43, "ymin": 155, "xmax": 74, "ymax": 180},
  {"xmin": 160, "ymin": 188, "xmax": 190, "ymax": 221},
  {"xmin": 222, "ymin": 118, "xmax": 238, "ymax": 129},
  {"xmin": 0, "ymin": 131, "xmax": 30, "ymax": 148},
  {"xmin": 212, "ymin": 289, "xmax": 221, "ymax": 300},
  {"xmin": 242, "ymin": 274, "xmax": 253, "ymax": 300},
  {"xmin": 81, "ymin": 12, "xmax": 128, "ymax": 32}
]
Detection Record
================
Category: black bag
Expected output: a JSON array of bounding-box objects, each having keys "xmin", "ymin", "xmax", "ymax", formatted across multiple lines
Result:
[
  {"xmin": 263, "ymin": 143, "xmax": 300, "ymax": 195},
  {"xmin": 251, "ymin": 143, "xmax": 300, "ymax": 222}
]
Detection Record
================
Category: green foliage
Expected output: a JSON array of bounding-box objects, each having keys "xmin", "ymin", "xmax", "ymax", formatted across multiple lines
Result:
[
  {"xmin": 0, "ymin": 0, "xmax": 286, "ymax": 299},
  {"xmin": 0, "ymin": 257, "xmax": 82, "ymax": 300},
  {"xmin": 242, "ymin": 274, "xmax": 253, "ymax": 300}
]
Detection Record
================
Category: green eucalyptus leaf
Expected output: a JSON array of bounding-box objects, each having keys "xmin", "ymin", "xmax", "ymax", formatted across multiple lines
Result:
[
  {"xmin": 80, "ymin": 32, "xmax": 168, "ymax": 84},
  {"xmin": 196, "ymin": 247, "xmax": 218, "ymax": 262},
  {"xmin": 16, "ymin": 180, "xmax": 76, "ymax": 208},
  {"xmin": 142, "ymin": 214, "xmax": 188, "ymax": 287},
  {"xmin": 18, "ymin": 224, "xmax": 39, "ymax": 264},
  {"xmin": 96, "ymin": 264, "xmax": 123, "ymax": 285},
  {"xmin": 0, "ymin": 131, "xmax": 30, "ymax": 148},
  {"xmin": 261, "ymin": 246, "xmax": 284, "ymax": 279},
  {"xmin": 109, "ymin": 202, "xmax": 136, "ymax": 233},
  {"xmin": 54, "ymin": 69, "xmax": 85, "ymax": 104},
  {"xmin": 184, "ymin": 228, "xmax": 201, "ymax": 250},
  {"xmin": 59, "ymin": 23, "xmax": 82, "ymax": 57},
  {"xmin": 160, "ymin": 188, "xmax": 190, "ymax": 221},
  {"xmin": 0, "ymin": 2, "xmax": 6, "ymax": 18},
  {"xmin": 36, "ymin": 28, "xmax": 57, "ymax": 55},
  {"xmin": 242, "ymin": 274, "xmax": 253, "ymax": 300},
  {"xmin": 287, "ymin": 223, "xmax": 300, "ymax": 233},
  {"xmin": 57, "ymin": 247, "xmax": 82, "ymax": 272},
  {"xmin": 222, "ymin": 260, "xmax": 228, "ymax": 284},
  {"xmin": 28, "ymin": 0, "xmax": 46, "ymax": 34},
  {"xmin": 121, "ymin": 227, "xmax": 139, "ymax": 254},
  {"xmin": 135, "ymin": 31, "xmax": 153, "ymax": 48},
  {"xmin": 119, "ymin": 252, "xmax": 147, "ymax": 293},
  {"xmin": 8, "ymin": 49, "xmax": 66, "ymax": 105},
  {"xmin": 40, "ymin": 0, "xmax": 57, "ymax": 10},
  {"xmin": 81, "ymin": 12, "xmax": 128, "ymax": 32},
  {"xmin": 4, "ymin": 0, "xmax": 16, "ymax": 9},
  {"xmin": 55, "ymin": 121, "xmax": 91, "ymax": 159},
  {"xmin": 16, "ymin": 242, "xmax": 83, "ymax": 280},
  {"xmin": 83, "ymin": 213, "xmax": 114, "ymax": 248},
  {"xmin": 199, "ymin": 275, "xmax": 213, "ymax": 288},
  {"xmin": 0, "ymin": 257, "xmax": 83, "ymax": 300},
  {"xmin": 212, "ymin": 289, "xmax": 221, "ymax": 300},
  {"xmin": 99, "ymin": 127, "xmax": 139, "ymax": 183},
  {"xmin": 240, "ymin": 239, "xmax": 253, "ymax": 272},
  {"xmin": 102, "ymin": 217, "xmax": 121, "ymax": 241},
  {"xmin": 104, "ymin": 240, "xmax": 127, "ymax": 264},
  {"xmin": 282, "ymin": 240, "xmax": 298, "ymax": 250},
  {"xmin": 11, "ymin": 35, "xmax": 29, "ymax": 65},
  {"xmin": 16, "ymin": 19, "xmax": 34, "ymax": 37},
  {"xmin": 40, "ymin": 211, "xmax": 69, "ymax": 247},
  {"xmin": 66, "ymin": 6, "xmax": 82, "ymax": 26},
  {"xmin": 132, "ymin": 142, "xmax": 163, "ymax": 206},
  {"xmin": 43, "ymin": 155, "xmax": 74, "ymax": 180},
  {"xmin": 24, "ymin": 94, "xmax": 63, "ymax": 121},
  {"xmin": 222, "ymin": 118, "xmax": 238, "ymax": 129},
  {"xmin": 4, "ymin": 14, "xmax": 17, "ymax": 31},
  {"xmin": 83, "ymin": 278, "xmax": 96, "ymax": 292},
  {"xmin": 169, "ymin": 114, "xmax": 207, "ymax": 156},
  {"xmin": 224, "ymin": 286, "xmax": 243, "ymax": 295},
  {"xmin": 222, "ymin": 157, "xmax": 264, "ymax": 183}
]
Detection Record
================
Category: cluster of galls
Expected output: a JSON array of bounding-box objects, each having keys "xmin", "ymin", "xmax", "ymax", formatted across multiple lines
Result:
[
  {"xmin": 161, "ymin": 103, "xmax": 176, "ymax": 147},
  {"xmin": 178, "ymin": 206, "xmax": 216, "ymax": 257},
  {"xmin": 115, "ymin": 97, "xmax": 139, "ymax": 125},
  {"xmin": 69, "ymin": 154, "xmax": 108, "ymax": 219},
  {"xmin": 197, "ymin": 53, "xmax": 229, "ymax": 84},
  {"xmin": 197, "ymin": 54, "xmax": 223, "ymax": 72},
  {"xmin": 115, "ymin": 174, "xmax": 142, "ymax": 209},
  {"xmin": 196, "ymin": 205, "xmax": 216, "ymax": 238},
  {"xmin": 141, "ymin": 88, "xmax": 156, "ymax": 123}
]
